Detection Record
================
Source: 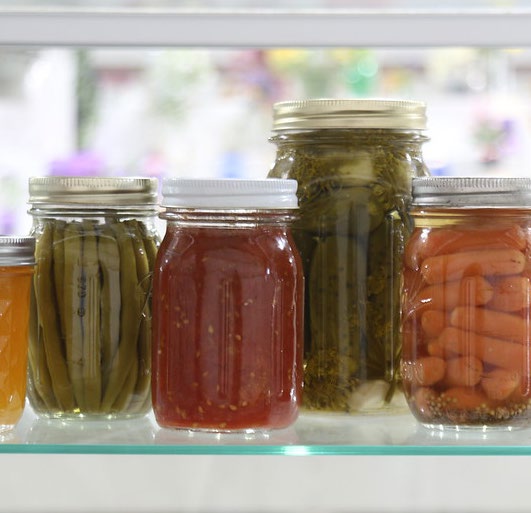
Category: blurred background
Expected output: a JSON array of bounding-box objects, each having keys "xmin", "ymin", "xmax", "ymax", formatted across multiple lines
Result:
[{"xmin": 2, "ymin": 46, "xmax": 531, "ymax": 235}]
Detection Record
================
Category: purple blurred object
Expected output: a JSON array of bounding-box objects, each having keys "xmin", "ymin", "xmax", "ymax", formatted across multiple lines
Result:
[{"xmin": 49, "ymin": 152, "xmax": 106, "ymax": 177}]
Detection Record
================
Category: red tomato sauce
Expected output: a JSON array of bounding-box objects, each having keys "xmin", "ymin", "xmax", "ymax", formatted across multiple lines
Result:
[{"xmin": 152, "ymin": 224, "xmax": 304, "ymax": 431}]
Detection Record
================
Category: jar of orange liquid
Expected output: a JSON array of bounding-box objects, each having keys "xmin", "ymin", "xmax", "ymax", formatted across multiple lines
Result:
[
  {"xmin": 402, "ymin": 177, "xmax": 531, "ymax": 430},
  {"xmin": 0, "ymin": 236, "xmax": 35, "ymax": 432}
]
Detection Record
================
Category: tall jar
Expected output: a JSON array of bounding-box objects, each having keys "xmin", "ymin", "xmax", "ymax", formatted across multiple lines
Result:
[
  {"xmin": 268, "ymin": 99, "xmax": 429, "ymax": 413},
  {"xmin": 28, "ymin": 176, "xmax": 159, "ymax": 419},
  {"xmin": 152, "ymin": 178, "xmax": 304, "ymax": 431},
  {"xmin": 0, "ymin": 236, "xmax": 35, "ymax": 432},
  {"xmin": 402, "ymin": 177, "xmax": 531, "ymax": 430}
]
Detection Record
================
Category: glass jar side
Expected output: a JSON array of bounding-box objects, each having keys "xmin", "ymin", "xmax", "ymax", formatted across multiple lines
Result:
[
  {"xmin": 402, "ymin": 208, "xmax": 531, "ymax": 430},
  {"xmin": 152, "ymin": 210, "xmax": 304, "ymax": 431},
  {"xmin": 0, "ymin": 265, "xmax": 34, "ymax": 432},
  {"xmin": 28, "ymin": 210, "xmax": 159, "ymax": 419},
  {"xmin": 268, "ymin": 129, "xmax": 428, "ymax": 414}
]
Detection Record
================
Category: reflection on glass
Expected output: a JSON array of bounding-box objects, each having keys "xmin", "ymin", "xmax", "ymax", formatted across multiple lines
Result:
[{"xmin": 26, "ymin": 413, "xmax": 158, "ymax": 445}]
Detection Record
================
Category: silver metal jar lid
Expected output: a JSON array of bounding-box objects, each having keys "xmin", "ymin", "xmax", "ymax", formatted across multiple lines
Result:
[
  {"xmin": 0, "ymin": 236, "xmax": 35, "ymax": 266},
  {"xmin": 271, "ymin": 98, "xmax": 427, "ymax": 131},
  {"xmin": 28, "ymin": 176, "xmax": 159, "ymax": 206},
  {"xmin": 412, "ymin": 176, "xmax": 531, "ymax": 207},
  {"xmin": 162, "ymin": 178, "xmax": 299, "ymax": 209}
]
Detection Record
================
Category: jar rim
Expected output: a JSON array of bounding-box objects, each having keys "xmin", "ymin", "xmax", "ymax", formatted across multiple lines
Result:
[
  {"xmin": 271, "ymin": 98, "xmax": 427, "ymax": 131},
  {"xmin": 28, "ymin": 176, "xmax": 159, "ymax": 206},
  {"xmin": 412, "ymin": 176, "xmax": 531, "ymax": 207},
  {"xmin": 161, "ymin": 178, "xmax": 299, "ymax": 210},
  {"xmin": 0, "ymin": 236, "xmax": 35, "ymax": 266}
]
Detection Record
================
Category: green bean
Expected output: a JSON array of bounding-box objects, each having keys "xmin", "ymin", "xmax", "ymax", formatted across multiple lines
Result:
[
  {"xmin": 125, "ymin": 220, "xmax": 152, "ymax": 410},
  {"xmin": 101, "ymin": 221, "xmax": 143, "ymax": 409},
  {"xmin": 28, "ymin": 326, "xmax": 58, "ymax": 411},
  {"xmin": 111, "ymin": 356, "xmax": 138, "ymax": 412},
  {"xmin": 52, "ymin": 220, "xmax": 66, "ymax": 342},
  {"xmin": 97, "ymin": 221, "xmax": 121, "ymax": 393},
  {"xmin": 34, "ymin": 221, "xmax": 75, "ymax": 411},
  {"xmin": 63, "ymin": 221, "xmax": 85, "ymax": 410},
  {"xmin": 81, "ymin": 219, "xmax": 102, "ymax": 412},
  {"xmin": 138, "ymin": 221, "xmax": 158, "ymax": 272}
]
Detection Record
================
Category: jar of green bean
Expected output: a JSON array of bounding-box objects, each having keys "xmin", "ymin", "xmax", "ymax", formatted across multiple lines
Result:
[
  {"xmin": 28, "ymin": 177, "xmax": 159, "ymax": 419},
  {"xmin": 268, "ymin": 99, "xmax": 429, "ymax": 414}
]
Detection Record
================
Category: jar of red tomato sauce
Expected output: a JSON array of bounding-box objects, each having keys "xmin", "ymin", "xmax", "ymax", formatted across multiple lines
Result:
[
  {"xmin": 152, "ymin": 178, "xmax": 304, "ymax": 431},
  {"xmin": 402, "ymin": 177, "xmax": 531, "ymax": 430}
]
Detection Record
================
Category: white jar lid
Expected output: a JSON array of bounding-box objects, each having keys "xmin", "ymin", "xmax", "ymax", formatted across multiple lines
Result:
[{"xmin": 161, "ymin": 178, "xmax": 299, "ymax": 209}]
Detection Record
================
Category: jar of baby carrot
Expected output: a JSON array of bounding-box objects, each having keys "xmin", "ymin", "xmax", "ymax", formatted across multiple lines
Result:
[
  {"xmin": 0, "ymin": 236, "xmax": 35, "ymax": 433},
  {"xmin": 28, "ymin": 177, "xmax": 159, "ymax": 419},
  {"xmin": 402, "ymin": 176, "xmax": 531, "ymax": 430}
]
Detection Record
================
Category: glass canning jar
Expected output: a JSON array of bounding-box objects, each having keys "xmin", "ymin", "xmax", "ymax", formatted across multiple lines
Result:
[
  {"xmin": 268, "ymin": 98, "xmax": 429, "ymax": 414},
  {"xmin": 152, "ymin": 178, "xmax": 304, "ymax": 432},
  {"xmin": 402, "ymin": 177, "xmax": 531, "ymax": 430},
  {"xmin": 0, "ymin": 236, "xmax": 35, "ymax": 432},
  {"xmin": 28, "ymin": 176, "xmax": 159, "ymax": 419}
]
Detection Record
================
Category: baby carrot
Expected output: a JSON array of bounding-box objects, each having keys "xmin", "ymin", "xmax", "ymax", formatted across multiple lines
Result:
[
  {"xmin": 404, "ymin": 224, "xmax": 526, "ymax": 270},
  {"xmin": 417, "ymin": 356, "xmax": 447, "ymax": 386},
  {"xmin": 421, "ymin": 248, "xmax": 526, "ymax": 285},
  {"xmin": 403, "ymin": 356, "xmax": 446, "ymax": 386},
  {"xmin": 437, "ymin": 326, "xmax": 527, "ymax": 373},
  {"xmin": 441, "ymin": 387, "xmax": 489, "ymax": 411},
  {"xmin": 444, "ymin": 356, "xmax": 483, "ymax": 387},
  {"xmin": 450, "ymin": 306, "xmax": 529, "ymax": 344},
  {"xmin": 481, "ymin": 368, "xmax": 521, "ymax": 401},
  {"xmin": 427, "ymin": 339, "xmax": 445, "ymax": 358},
  {"xmin": 487, "ymin": 276, "xmax": 531, "ymax": 313},
  {"xmin": 421, "ymin": 310, "xmax": 447, "ymax": 338},
  {"xmin": 413, "ymin": 275, "xmax": 494, "ymax": 312}
]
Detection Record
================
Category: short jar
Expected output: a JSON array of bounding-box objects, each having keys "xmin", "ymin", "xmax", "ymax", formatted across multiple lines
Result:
[
  {"xmin": 152, "ymin": 178, "xmax": 304, "ymax": 431},
  {"xmin": 28, "ymin": 176, "xmax": 159, "ymax": 419},
  {"xmin": 402, "ymin": 176, "xmax": 531, "ymax": 430},
  {"xmin": 0, "ymin": 236, "xmax": 35, "ymax": 432},
  {"xmin": 268, "ymin": 99, "xmax": 429, "ymax": 413}
]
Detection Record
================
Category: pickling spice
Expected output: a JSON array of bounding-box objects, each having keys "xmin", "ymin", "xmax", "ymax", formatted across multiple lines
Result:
[{"xmin": 151, "ymin": 178, "xmax": 304, "ymax": 431}]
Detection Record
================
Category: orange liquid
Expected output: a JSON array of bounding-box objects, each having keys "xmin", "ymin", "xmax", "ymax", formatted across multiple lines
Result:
[{"xmin": 0, "ymin": 266, "xmax": 33, "ymax": 429}]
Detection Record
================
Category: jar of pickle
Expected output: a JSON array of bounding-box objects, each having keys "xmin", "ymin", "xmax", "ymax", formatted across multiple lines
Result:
[
  {"xmin": 268, "ymin": 99, "xmax": 429, "ymax": 413},
  {"xmin": 402, "ymin": 177, "xmax": 531, "ymax": 430},
  {"xmin": 28, "ymin": 176, "xmax": 159, "ymax": 418},
  {"xmin": 152, "ymin": 178, "xmax": 304, "ymax": 431},
  {"xmin": 0, "ymin": 236, "xmax": 35, "ymax": 432}
]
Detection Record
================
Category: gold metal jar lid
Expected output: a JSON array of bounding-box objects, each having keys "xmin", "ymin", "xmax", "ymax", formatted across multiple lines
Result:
[
  {"xmin": 412, "ymin": 176, "xmax": 531, "ymax": 208},
  {"xmin": 28, "ymin": 176, "xmax": 159, "ymax": 206},
  {"xmin": 271, "ymin": 98, "xmax": 427, "ymax": 131}
]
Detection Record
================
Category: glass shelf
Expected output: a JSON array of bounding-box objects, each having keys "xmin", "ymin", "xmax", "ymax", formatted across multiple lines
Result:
[{"xmin": 3, "ymin": 404, "xmax": 531, "ymax": 456}]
